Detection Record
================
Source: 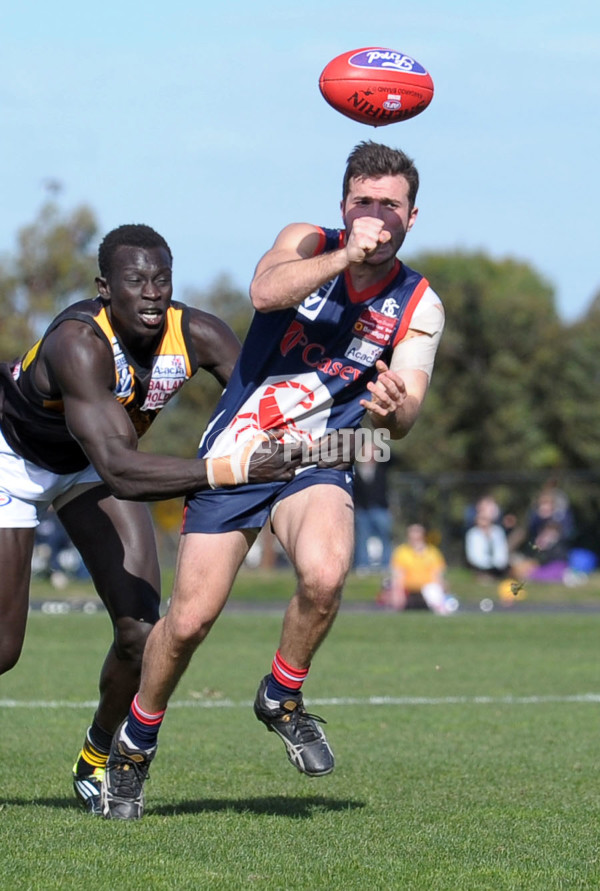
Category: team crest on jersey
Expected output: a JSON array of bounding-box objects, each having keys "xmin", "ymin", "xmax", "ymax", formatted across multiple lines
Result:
[
  {"xmin": 115, "ymin": 364, "xmax": 134, "ymax": 399},
  {"xmin": 297, "ymin": 280, "xmax": 337, "ymax": 321},
  {"xmin": 111, "ymin": 338, "xmax": 134, "ymax": 400},
  {"xmin": 380, "ymin": 297, "xmax": 400, "ymax": 318}
]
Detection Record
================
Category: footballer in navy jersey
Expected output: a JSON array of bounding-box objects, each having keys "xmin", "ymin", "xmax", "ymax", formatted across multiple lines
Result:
[
  {"xmin": 102, "ymin": 143, "xmax": 445, "ymax": 820},
  {"xmin": 182, "ymin": 228, "xmax": 439, "ymax": 533},
  {"xmin": 196, "ymin": 230, "xmax": 431, "ymax": 460}
]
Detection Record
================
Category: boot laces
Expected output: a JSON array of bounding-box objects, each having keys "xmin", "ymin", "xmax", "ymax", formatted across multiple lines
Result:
[
  {"xmin": 286, "ymin": 704, "xmax": 328, "ymax": 743},
  {"xmin": 112, "ymin": 752, "xmax": 150, "ymax": 798}
]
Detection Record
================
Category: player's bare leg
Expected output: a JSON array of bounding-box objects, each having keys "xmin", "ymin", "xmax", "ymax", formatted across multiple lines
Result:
[
  {"xmin": 274, "ymin": 484, "xmax": 354, "ymax": 666},
  {"xmin": 101, "ymin": 529, "xmax": 254, "ymax": 820},
  {"xmin": 136, "ymin": 528, "xmax": 254, "ymax": 713},
  {"xmin": 59, "ymin": 487, "xmax": 161, "ymax": 813},
  {"xmin": 253, "ymin": 484, "xmax": 354, "ymax": 776},
  {"xmin": 0, "ymin": 528, "xmax": 36, "ymax": 675}
]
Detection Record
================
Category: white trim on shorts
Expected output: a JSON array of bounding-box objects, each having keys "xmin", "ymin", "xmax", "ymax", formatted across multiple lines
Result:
[{"xmin": 0, "ymin": 424, "xmax": 103, "ymax": 527}]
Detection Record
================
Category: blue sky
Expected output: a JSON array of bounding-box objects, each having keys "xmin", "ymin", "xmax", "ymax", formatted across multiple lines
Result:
[{"xmin": 3, "ymin": 0, "xmax": 599, "ymax": 321}]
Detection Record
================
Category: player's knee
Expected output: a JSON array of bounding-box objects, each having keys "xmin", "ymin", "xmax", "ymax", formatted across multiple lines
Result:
[
  {"xmin": 166, "ymin": 613, "xmax": 215, "ymax": 655},
  {"xmin": 297, "ymin": 560, "xmax": 346, "ymax": 612},
  {"xmin": 113, "ymin": 618, "xmax": 154, "ymax": 665}
]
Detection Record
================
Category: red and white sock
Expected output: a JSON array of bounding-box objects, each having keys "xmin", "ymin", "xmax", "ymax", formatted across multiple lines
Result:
[
  {"xmin": 266, "ymin": 650, "xmax": 310, "ymax": 703},
  {"xmin": 120, "ymin": 694, "xmax": 166, "ymax": 750}
]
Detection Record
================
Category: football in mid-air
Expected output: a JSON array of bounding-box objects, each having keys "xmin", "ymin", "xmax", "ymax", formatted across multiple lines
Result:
[{"xmin": 319, "ymin": 47, "xmax": 434, "ymax": 127}]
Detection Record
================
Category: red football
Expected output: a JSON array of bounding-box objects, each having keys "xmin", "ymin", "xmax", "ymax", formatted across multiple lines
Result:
[{"xmin": 319, "ymin": 47, "xmax": 434, "ymax": 127}]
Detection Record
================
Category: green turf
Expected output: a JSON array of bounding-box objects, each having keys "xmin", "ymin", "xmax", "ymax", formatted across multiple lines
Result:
[
  {"xmin": 2, "ymin": 608, "xmax": 600, "ymax": 889},
  {"xmin": 28, "ymin": 564, "xmax": 600, "ymax": 609}
]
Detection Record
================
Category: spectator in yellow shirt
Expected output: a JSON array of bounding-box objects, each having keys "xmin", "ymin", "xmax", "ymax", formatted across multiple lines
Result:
[{"xmin": 381, "ymin": 523, "xmax": 450, "ymax": 614}]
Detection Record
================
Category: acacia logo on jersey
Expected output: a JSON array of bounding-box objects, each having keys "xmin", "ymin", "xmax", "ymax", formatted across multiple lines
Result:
[
  {"xmin": 151, "ymin": 355, "xmax": 187, "ymax": 380},
  {"xmin": 345, "ymin": 339, "xmax": 383, "ymax": 366}
]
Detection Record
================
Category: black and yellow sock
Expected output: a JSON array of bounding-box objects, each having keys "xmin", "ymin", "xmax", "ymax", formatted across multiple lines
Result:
[{"xmin": 73, "ymin": 719, "xmax": 111, "ymax": 777}]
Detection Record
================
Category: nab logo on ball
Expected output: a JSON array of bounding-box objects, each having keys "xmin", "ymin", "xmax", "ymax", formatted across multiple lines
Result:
[{"xmin": 319, "ymin": 46, "xmax": 434, "ymax": 127}]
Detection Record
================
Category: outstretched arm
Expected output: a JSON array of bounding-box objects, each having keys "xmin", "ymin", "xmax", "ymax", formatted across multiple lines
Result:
[
  {"xmin": 249, "ymin": 218, "xmax": 392, "ymax": 312},
  {"xmin": 249, "ymin": 223, "xmax": 347, "ymax": 311},
  {"xmin": 43, "ymin": 322, "xmax": 301, "ymax": 500}
]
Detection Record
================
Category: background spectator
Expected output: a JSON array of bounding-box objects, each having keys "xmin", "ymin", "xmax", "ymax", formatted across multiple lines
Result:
[
  {"xmin": 509, "ymin": 488, "xmax": 575, "ymax": 583},
  {"xmin": 512, "ymin": 520, "xmax": 570, "ymax": 582},
  {"xmin": 464, "ymin": 495, "xmax": 510, "ymax": 581},
  {"xmin": 353, "ymin": 440, "xmax": 393, "ymax": 574},
  {"xmin": 527, "ymin": 487, "xmax": 575, "ymax": 544},
  {"xmin": 379, "ymin": 523, "xmax": 453, "ymax": 615}
]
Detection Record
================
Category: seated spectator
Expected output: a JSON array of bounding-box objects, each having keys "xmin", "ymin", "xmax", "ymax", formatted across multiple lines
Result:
[
  {"xmin": 523, "ymin": 521, "xmax": 570, "ymax": 581},
  {"xmin": 463, "ymin": 493, "xmax": 502, "ymax": 531},
  {"xmin": 464, "ymin": 493, "xmax": 521, "ymax": 552},
  {"xmin": 464, "ymin": 495, "xmax": 510, "ymax": 581},
  {"xmin": 527, "ymin": 487, "xmax": 575, "ymax": 544},
  {"xmin": 512, "ymin": 520, "xmax": 571, "ymax": 583},
  {"xmin": 510, "ymin": 487, "xmax": 576, "ymax": 584},
  {"xmin": 379, "ymin": 523, "xmax": 452, "ymax": 615}
]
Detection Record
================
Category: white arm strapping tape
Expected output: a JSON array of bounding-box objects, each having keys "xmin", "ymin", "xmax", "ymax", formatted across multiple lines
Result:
[
  {"xmin": 390, "ymin": 289, "xmax": 445, "ymax": 380},
  {"xmin": 205, "ymin": 433, "xmax": 271, "ymax": 489}
]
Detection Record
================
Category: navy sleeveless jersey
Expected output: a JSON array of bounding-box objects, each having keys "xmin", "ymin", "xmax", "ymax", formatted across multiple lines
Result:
[{"xmin": 199, "ymin": 227, "xmax": 430, "ymax": 459}]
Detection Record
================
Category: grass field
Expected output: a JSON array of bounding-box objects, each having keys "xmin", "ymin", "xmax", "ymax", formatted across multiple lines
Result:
[
  {"xmin": 25, "ymin": 563, "xmax": 600, "ymax": 610},
  {"xmin": 2, "ymin": 591, "xmax": 600, "ymax": 890}
]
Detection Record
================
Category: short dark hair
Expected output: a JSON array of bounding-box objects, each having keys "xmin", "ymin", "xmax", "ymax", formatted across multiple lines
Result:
[
  {"xmin": 98, "ymin": 224, "xmax": 173, "ymax": 278},
  {"xmin": 342, "ymin": 141, "xmax": 419, "ymax": 209}
]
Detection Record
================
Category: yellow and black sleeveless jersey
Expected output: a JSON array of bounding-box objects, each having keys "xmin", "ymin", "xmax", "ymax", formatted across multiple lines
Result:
[{"xmin": 0, "ymin": 297, "xmax": 199, "ymax": 473}]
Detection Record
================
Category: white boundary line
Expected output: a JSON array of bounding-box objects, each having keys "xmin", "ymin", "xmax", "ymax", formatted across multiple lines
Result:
[{"xmin": 2, "ymin": 693, "xmax": 600, "ymax": 709}]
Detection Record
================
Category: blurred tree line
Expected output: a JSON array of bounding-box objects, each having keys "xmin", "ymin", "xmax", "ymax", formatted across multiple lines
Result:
[{"xmin": 2, "ymin": 198, "xmax": 600, "ymax": 550}]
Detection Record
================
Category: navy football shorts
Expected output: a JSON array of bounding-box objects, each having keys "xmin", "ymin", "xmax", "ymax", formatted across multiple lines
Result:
[{"xmin": 182, "ymin": 466, "xmax": 354, "ymax": 534}]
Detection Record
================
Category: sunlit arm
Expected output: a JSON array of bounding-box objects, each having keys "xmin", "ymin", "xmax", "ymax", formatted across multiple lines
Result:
[{"xmin": 250, "ymin": 223, "xmax": 351, "ymax": 312}]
